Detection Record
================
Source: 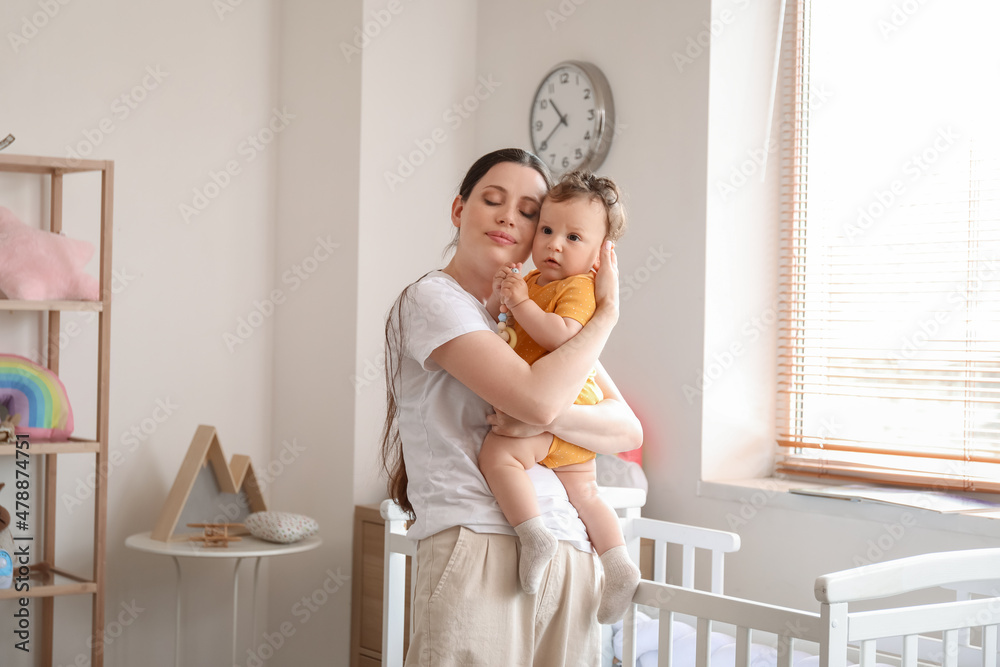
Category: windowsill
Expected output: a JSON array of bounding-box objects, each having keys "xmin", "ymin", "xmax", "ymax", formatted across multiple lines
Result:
[{"xmin": 698, "ymin": 477, "xmax": 1000, "ymax": 539}]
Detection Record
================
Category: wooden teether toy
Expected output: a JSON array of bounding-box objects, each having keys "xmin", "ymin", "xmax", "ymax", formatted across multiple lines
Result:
[{"xmin": 496, "ymin": 267, "xmax": 518, "ymax": 349}]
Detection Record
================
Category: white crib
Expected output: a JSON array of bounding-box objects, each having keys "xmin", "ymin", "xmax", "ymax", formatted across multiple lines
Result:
[
  {"xmin": 379, "ymin": 496, "xmax": 1000, "ymax": 667},
  {"xmin": 626, "ymin": 547, "xmax": 1000, "ymax": 667},
  {"xmin": 379, "ymin": 488, "xmax": 743, "ymax": 666}
]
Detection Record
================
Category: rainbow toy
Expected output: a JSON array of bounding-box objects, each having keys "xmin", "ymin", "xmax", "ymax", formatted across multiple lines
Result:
[{"xmin": 0, "ymin": 354, "xmax": 74, "ymax": 442}]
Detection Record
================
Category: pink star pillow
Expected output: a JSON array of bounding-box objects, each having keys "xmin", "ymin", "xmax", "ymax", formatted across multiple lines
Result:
[{"xmin": 0, "ymin": 207, "xmax": 99, "ymax": 301}]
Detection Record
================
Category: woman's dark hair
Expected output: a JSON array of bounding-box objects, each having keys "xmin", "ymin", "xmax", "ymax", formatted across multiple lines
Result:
[
  {"xmin": 380, "ymin": 148, "xmax": 552, "ymax": 517},
  {"xmin": 442, "ymin": 148, "xmax": 554, "ymax": 257}
]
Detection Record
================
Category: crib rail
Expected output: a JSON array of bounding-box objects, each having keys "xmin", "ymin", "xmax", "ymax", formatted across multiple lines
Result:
[
  {"xmin": 816, "ymin": 548, "xmax": 1000, "ymax": 604},
  {"xmin": 622, "ymin": 516, "xmax": 741, "ymax": 592},
  {"xmin": 625, "ymin": 580, "xmax": 824, "ymax": 667},
  {"xmin": 619, "ymin": 518, "xmax": 742, "ymax": 667},
  {"xmin": 817, "ymin": 548, "xmax": 1000, "ymax": 667},
  {"xmin": 619, "ymin": 548, "xmax": 1000, "ymax": 667}
]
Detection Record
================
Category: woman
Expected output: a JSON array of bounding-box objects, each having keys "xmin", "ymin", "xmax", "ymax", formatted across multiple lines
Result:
[{"xmin": 381, "ymin": 148, "xmax": 642, "ymax": 666}]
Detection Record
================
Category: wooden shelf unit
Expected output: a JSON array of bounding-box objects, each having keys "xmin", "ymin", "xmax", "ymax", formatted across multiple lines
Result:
[
  {"xmin": 0, "ymin": 440, "xmax": 102, "ymax": 455},
  {"xmin": 0, "ymin": 153, "xmax": 113, "ymax": 667},
  {"xmin": 1, "ymin": 300, "xmax": 103, "ymax": 312}
]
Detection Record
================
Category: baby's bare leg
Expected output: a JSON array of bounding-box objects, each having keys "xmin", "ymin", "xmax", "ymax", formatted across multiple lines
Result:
[
  {"xmin": 554, "ymin": 461, "xmax": 621, "ymax": 554},
  {"xmin": 556, "ymin": 461, "xmax": 640, "ymax": 624},
  {"xmin": 479, "ymin": 431, "xmax": 554, "ymax": 526},
  {"xmin": 479, "ymin": 431, "xmax": 559, "ymax": 594}
]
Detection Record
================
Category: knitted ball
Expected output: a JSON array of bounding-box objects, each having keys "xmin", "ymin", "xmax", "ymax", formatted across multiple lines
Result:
[{"xmin": 244, "ymin": 512, "xmax": 319, "ymax": 544}]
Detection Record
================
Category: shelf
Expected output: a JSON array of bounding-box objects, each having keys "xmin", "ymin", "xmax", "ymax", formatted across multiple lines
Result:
[
  {"xmin": 0, "ymin": 154, "xmax": 111, "ymax": 175},
  {"xmin": 0, "ymin": 153, "xmax": 112, "ymax": 666},
  {"xmin": 0, "ymin": 300, "xmax": 103, "ymax": 312},
  {"xmin": 0, "ymin": 564, "xmax": 96, "ymax": 600},
  {"xmin": 0, "ymin": 440, "xmax": 101, "ymax": 455}
]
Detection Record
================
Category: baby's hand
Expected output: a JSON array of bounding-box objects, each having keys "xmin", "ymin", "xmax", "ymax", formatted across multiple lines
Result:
[
  {"xmin": 492, "ymin": 263, "xmax": 522, "ymax": 297},
  {"xmin": 500, "ymin": 273, "xmax": 529, "ymax": 309}
]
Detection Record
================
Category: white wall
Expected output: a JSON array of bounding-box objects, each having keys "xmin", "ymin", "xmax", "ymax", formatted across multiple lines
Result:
[
  {"xmin": 0, "ymin": 1, "xmax": 279, "ymax": 665},
  {"xmin": 475, "ymin": 0, "xmax": 714, "ymax": 549},
  {"xmin": 4, "ymin": 1, "xmax": 1000, "ymax": 664},
  {"xmin": 353, "ymin": 0, "xmax": 480, "ymax": 506},
  {"xmin": 473, "ymin": 0, "xmax": 1000, "ymax": 616},
  {"xmin": 266, "ymin": 1, "xmax": 363, "ymax": 665}
]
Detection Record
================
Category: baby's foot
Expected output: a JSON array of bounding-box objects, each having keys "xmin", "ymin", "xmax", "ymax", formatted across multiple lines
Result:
[
  {"xmin": 513, "ymin": 517, "xmax": 558, "ymax": 594},
  {"xmin": 597, "ymin": 545, "xmax": 641, "ymax": 624}
]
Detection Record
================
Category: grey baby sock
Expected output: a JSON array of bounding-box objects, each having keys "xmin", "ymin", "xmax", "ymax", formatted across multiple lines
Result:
[
  {"xmin": 597, "ymin": 545, "xmax": 641, "ymax": 624},
  {"xmin": 513, "ymin": 516, "xmax": 558, "ymax": 594}
]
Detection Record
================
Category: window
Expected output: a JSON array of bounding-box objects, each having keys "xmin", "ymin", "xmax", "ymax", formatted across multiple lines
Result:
[{"xmin": 776, "ymin": 0, "xmax": 1000, "ymax": 491}]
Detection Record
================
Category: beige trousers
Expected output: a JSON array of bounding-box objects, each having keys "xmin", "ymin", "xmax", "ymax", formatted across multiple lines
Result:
[{"xmin": 405, "ymin": 526, "xmax": 602, "ymax": 667}]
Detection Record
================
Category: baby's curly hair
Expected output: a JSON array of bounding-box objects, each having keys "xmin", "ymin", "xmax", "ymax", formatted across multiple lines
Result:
[{"xmin": 546, "ymin": 169, "xmax": 627, "ymax": 242}]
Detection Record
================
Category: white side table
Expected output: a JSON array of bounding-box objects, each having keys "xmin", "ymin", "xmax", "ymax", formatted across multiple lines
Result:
[{"xmin": 125, "ymin": 531, "xmax": 321, "ymax": 667}]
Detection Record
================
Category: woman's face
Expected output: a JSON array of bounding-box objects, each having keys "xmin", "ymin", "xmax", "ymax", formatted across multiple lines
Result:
[{"xmin": 451, "ymin": 162, "xmax": 548, "ymax": 268}]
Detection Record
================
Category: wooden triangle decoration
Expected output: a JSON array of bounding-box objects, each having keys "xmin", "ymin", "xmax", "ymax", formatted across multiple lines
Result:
[{"xmin": 151, "ymin": 424, "xmax": 267, "ymax": 542}]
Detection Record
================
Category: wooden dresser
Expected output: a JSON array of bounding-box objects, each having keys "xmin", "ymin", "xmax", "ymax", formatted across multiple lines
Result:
[{"xmin": 350, "ymin": 504, "xmax": 411, "ymax": 667}]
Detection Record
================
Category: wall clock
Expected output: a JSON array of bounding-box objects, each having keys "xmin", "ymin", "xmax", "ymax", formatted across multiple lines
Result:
[{"xmin": 529, "ymin": 61, "xmax": 615, "ymax": 176}]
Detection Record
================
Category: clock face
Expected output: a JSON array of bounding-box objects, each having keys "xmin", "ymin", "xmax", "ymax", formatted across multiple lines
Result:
[{"xmin": 529, "ymin": 61, "xmax": 613, "ymax": 176}]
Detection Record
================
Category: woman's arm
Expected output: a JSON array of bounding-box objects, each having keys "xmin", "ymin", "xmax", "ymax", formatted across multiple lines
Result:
[
  {"xmin": 430, "ymin": 243, "xmax": 620, "ymax": 425},
  {"xmin": 488, "ymin": 361, "xmax": 642, "ymax": 454},
  {"xmin": 547, "ymin": 362, "xmax": 642, "ymax": 454}
]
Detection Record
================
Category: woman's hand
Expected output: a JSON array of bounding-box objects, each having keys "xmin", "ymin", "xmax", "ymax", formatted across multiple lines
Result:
[
  {"xmin": 592, "ymin": 240, "xmax": 620, "ymax": 324},
  {"xmin": 488, "ymin": 408, "xmax": 548, "ymax": 438}
]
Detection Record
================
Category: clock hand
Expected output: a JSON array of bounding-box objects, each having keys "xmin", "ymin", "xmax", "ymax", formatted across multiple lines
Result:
[
  {"xmin": 538, "ymin": 115, "xmax": 565, "ymax": 152},
  {"xmin": 548, "ymin": 99, "xmax": 569, "ymax": 127}
]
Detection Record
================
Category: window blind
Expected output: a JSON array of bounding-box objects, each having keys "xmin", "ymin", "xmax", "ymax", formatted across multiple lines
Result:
[{"xmin": 775, "ymin": 0, "xmax": 1000, "ymax": 492}]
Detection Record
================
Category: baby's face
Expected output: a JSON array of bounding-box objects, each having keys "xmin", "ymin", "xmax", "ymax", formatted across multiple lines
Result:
[{"xmin": 531, "ymin": 196, "xmax": 607, "ymax": 284}]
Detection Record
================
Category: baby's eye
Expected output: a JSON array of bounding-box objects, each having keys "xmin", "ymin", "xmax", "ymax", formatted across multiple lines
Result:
[
  {"xmin": 540, "ymin": 226, "xmax": 552, "ymax": 234},
  {"xmin": 568, "ymin": 234, "xmax": 581, "ymax": 242}
]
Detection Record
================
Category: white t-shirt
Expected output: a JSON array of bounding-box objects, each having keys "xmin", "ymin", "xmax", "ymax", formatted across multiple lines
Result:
[{"xmin": 395, "ymin": 271, "xmax": 591, "ymax": 551}]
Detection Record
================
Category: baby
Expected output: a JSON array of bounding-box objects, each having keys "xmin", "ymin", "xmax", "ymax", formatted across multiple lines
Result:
[{"xmin": 481, "ymin": 170, "xmax": 640, "ymax": 624}]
